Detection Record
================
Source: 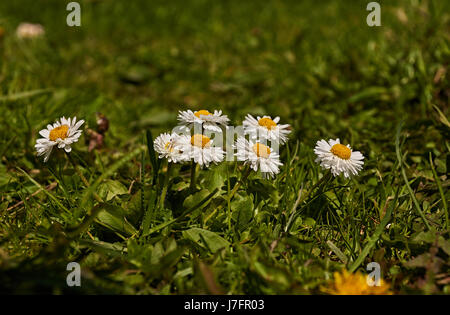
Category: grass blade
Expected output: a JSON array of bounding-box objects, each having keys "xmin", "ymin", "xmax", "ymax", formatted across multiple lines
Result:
[
  {"xmin": 429, "ymin": 153, "xmax": 449, "ymax": 230},
  {"xmin": 0, "ymin": 88, "xmax": 53, "ymax": 102},
  {"xmin": 348, "ymin": 188, "xmax": 399, "ymax": 272},
  {"xmin": 327, "ymin": 240, "xmax": 349, "ymax": 264},
  {"xmin": 395, "ymin": 123, "xmax": 431, "ymax": 230},
  {"xmin": 18, "ymin": 168, "xmax": 70, "ymax": 214},
  {"xmin": 141, "ymin": 188, "xmax": 219, "ymax": 237},
  {"xmin": 146, "ymin": 129, "xmax": 160, "ymax": 184}
]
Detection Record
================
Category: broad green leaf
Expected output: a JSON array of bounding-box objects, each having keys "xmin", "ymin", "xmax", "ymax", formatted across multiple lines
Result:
[
  {"xmin": 203, "ymin": 168, "xmax": 225, "ymax": 191},
  {"xmin": 183, "ymin": 189, "xmax": 211, "ymax": 210},
  {"xmin": 0, "ymin": 164, "xmax": 13, "ymax": 187},
  {"xmin": 252, "ymin": 261, "xmax": 290, "ymax": 288},
  {"xmin": 97, "ymin": 179, "xmax": 129, "ymax": 201},
  {"xmin": 96, "ymin": 205, "xmax": 137, "ymax": 236},
  {"xmin": 438, "ymin": 237, "xmax": 450, "ymax": 256},
  {"xmin": 183, "ymin": 228, "xmax": 229, "ymax": 253},
  {"xmin": 231, "ymin": 194, "xmax": 254, "ymax": 231},
  {"xmin": 412, "ymin": 231, "xmax": 437, "ymax": 244},
  {"xmin": 81, "ymin": 146, "xmax": 145, "ymax": 207},
  {"xmin": 79, "ymin": 239, "xmax": 126, "ymax": 257}
]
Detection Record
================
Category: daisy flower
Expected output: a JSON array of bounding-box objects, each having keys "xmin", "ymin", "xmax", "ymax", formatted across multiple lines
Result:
[
  {"xmin": 314, "ymin": 138, "xmax": 364, "ymax": 178},
  {"xmin": 35, "ymin": 117, "xmax": 84, "ymax": 162},
  {"xmin": 243, "ymin": 114, "xmax": 291, "ymax": 144},
  {"xmin": 153, "ymin": 132, "xmax": 187, "ymax": 163},
  {"xmin": 16, "ymin": 23, "xmax": 45, "ymax": 39},
  {"xmin": 177, "ymin": 109, "xmax": 229, "ymax": 133},
  {"xmin": 235, "ymin": 137, "xmax": 283, "ymax": 178},
  {"xmin": 177, "ymin": 134, "xmax": 224, "ymax": 167}
]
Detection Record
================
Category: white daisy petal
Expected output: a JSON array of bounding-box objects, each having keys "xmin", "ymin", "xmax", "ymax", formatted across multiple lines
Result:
[
  {"xmin": 176, "ymin": 134, "xmax": 225, "ymax": 167},
  {"xmin": 43, "ymin": 148, "xmax": 52, "ymax": 163},
  {"xmin": 35, "ymin": 116, "xmax": 84, "ymax": 162},
  {"xmin": 73, "ymin": 119, "xmax": 85, "ymax": 131},
  {"xmin": 154, "ymin": 132, "xmax": 189, "ymax": 163},
  {"xmin": 243, "ymin": 114, "xmax": 291, "ymax": 145},
  {"xmin": 177, "ymin": 109, "xmax": 229, "ymax": 132},
  {"xmin": 234, "ymin": 137, "xmax": 282, "ymax": 178},
  {"xmin": 314, "ymin": 138, "xmax": 364, "ymax": 177},
  {"xmin": 39, "ymin": 129, "xmax": 50, "ymax": 138}
]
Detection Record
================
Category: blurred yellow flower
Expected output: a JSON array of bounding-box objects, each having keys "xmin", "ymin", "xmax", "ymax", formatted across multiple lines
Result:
[{"xmin": 322, "ymin": 269, "xmax": 392, "ymax": 295}]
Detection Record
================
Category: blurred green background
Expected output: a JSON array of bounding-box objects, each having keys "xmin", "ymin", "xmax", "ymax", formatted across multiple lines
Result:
[{"xmin": 1, "ymin": 0, "xmax": 448, "ymax": 147}]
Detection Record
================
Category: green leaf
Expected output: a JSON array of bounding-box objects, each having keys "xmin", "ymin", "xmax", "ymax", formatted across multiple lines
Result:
[
  {"xmin": 326, "ymin": 240, "xmax": 349, "ymax": 264},
  {"xmin": 252, "ymin": 261, "xmax": 290, "ymax": 288},
  {"xmin": 182, "ymin": 228, "xmax": 229, "ymax": 253},
  {"xmin": 183, "ymin": 189, "xmax": 211, "ymax": 210},
  {"xmin": 79, "ymin": 239, "xmax": 126, "ymax": 257},
  {"xmin": 0, "ymin": 164, "xmax": 13, "ymax": 187},
  {"xmin": 97, "ymin": 180, "xmax": 128, "ymax": 201},
  {"xmin": 146, "ymin": 129, "xmax": 160, "ymax": 184},
  {"xmin": 0, "ymin": 88, "xmax": 53, "ymax": 102},
  {"xmin": 18, "ymin": 168, "xmax": 70, "ymax": 214},
  {"xmin": 140, "ymin": 187, "xmax": 158, "ymax": 235},
  {"xmin": 432, "ymin": 105, "xmax": 450, "ymax": 128},
  {"xmin": 403, "ymin": 253, "xmax": 445, "ymax": 269},
  {"xmin": 438, "ymin": 237, "xmax": 450, "ymax": 256},
  {"xmin": 81, "ymin": 146, "xmax": 146, "ymax": 207},
  {"xmin": 96, "ymin": 204, "xmax": 137, "ymax": 236},
  {"xmin": 348, "ymin": 188, "xmax": 400, "ymax": 272},
  {"xmin": 412, "ymin": 231, "xmax": 437, "ymax": 244},
  {"xmin": 141, "ymin": 188, "xmax": 219, "ymax": 237},
  {"xmin": 203, "ymin": 168, "xmax": 225, "ymax": 191},
  {"xmin": 395, "ymin": 123, "xmax": 431, "ymax": 231},
  {"xmin": 145, "ymin": 246, "xmax": 186, "ymax": 275},
  {"xmin": 231, "ymin": 193, "xmax": 254, "ymax": 231},
  {"xmin": 347, "ymin": 86, "xmax": 390, "ymax": 103}
]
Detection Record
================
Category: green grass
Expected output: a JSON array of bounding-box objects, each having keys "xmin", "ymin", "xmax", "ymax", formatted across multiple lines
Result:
[{"xmin": 0, "ymin": 0, "xmax": 449, "ymax": 294}]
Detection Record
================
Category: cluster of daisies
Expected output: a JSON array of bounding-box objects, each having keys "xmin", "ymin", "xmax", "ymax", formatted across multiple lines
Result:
[
  {"xmin": 154, "ymin": 110, "xmax": 291, "ymax": 178},
  {"xmin": 35, "ymin": 111, "xmax": 364, "ymax": 179}
]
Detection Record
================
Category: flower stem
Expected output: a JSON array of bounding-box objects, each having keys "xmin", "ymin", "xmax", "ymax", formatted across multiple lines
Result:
[
  {"xmin": 225, "ymin": 165, "xmax": 251, "ymax": 229},
  {"xmin": 189, "ymin": 161, "xmax": 197, "ymax": 192},
  {"xmin": 229, "ymin": 165, "xmax": 251, "ymax": 200},
  {"xmin": 312, "ymin": 169, "xmax": 333, "ymax": 194},
  {"xmin": 226, "ymin": 162, "xmax": 232, "ymax": 231},
  {"xmin": 204, "ymin": 165, "xmax": 251, "ymax": 228},
  {"xmin": 158, "ymin": 161, "xmax": 172, "ymax": 210},
  {"xmin": 66, "ymin": 152, "xmax": 103, "ymax": 203},
  {"xmin": 284, "ymin": 169, "xmax": 332, "ymax": 233}
]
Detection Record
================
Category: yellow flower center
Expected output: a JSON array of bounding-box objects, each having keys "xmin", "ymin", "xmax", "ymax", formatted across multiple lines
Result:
[
  {"xmin": 49, "ymin": 125, "xmax": 69, "ymax": 141},
  {"xmin": 164, "ymin": 141, "xmax": 174, "ymax": 152},
  {"xmin": 190, "ymin": 134, "xmax": 211, "ymax": 148},
  {"xmin": 252, "ymin": 143, "xmax": 271, "ymax": 158},
  {"xmin": 258, "ymin": 117, "xmax": 277, "ymax": 130},
  {"xmin": 330, "ymin": 143, "xmax": 351, "ymax": 160},
  {"xmin": 194, "ymin": 110, "xmax": 212, "ymax": 118}
]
